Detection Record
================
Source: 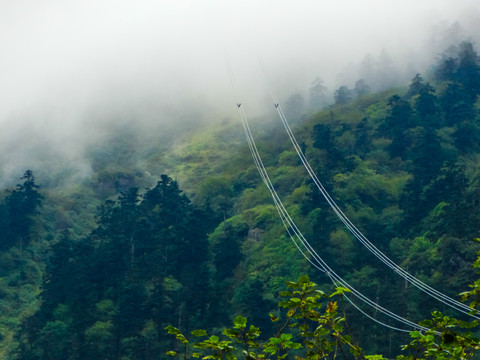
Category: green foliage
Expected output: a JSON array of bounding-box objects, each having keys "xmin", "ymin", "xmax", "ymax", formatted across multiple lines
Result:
[
  {"xmin": 210, "ymin": 218, "xmax": 247, "ymax": 281},
  {"xmin": 166, "ymin": 276, "xmax": 364, "ymax": 360},
  {"xmin": 167, "ymin": 264, "xmax": 480, "ymax": 360},
  {"xmin": 1, "ymin": 170, "xmax": 43, "ymax": 250},
  {"xmin": 196, "ymin": 175, "xmax": 235, "ymax": 220},
  {"xmin": 460, "ymin": 239, "xmax": 480, "ymax": 309},
  {"xmin": 399, "ymin": 312, "xmax": 480, "ymax": 360},
  {"xmin": 2, "ymin": 40, "xmax": 480, "ymax": 359},
  {"xmin": 16, "ymin": 175, "xmax": 214, "ymax": 360}
]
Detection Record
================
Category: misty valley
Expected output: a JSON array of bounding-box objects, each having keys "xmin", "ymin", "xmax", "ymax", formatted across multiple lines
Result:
[{"xmin": 2, "ymin": 14, "xmax": 480, "ymax": 360}]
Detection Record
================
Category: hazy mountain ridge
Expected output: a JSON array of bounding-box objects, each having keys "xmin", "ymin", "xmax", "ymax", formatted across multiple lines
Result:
[{"xmin": 1, "ymin": 41, "xmax": 480, "ymax": 358}]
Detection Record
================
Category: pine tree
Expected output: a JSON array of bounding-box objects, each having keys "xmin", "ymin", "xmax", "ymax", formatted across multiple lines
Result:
[{"xmin": 5, "ymin": 170, "xmax": 43, "ymax": 250}]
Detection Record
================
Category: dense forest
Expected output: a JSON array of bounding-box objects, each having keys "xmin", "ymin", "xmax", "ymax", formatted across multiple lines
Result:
[{"xmin": 1, "ymin": 41, "xmax": 480, "ymax": 359}]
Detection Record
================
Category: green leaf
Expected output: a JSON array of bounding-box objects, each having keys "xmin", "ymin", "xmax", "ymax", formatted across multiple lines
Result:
[
  {"xmin": 269, "ymin": 337, "xmax": 282, "ymax": 345},
  {"xmin": 166, "ymin": 351, "xmax": 178, "ymax": 356},
  {"xmin": 263, "ymin": 346, "xmax": 278, "ymax": 354},
  {"xmin": 247, "ymin": 325, "xmax": 261, "ymax": 338},
  {"xmin": 165, "ymin": 325, "xmax": 181, "ymax": 335},
  {"xmin": 175, "ymin": 333, "xmax": 188, "ymax": 343},
  {"xmin": 290, "ymin": 342, "xmax": 302, "ymax": 350},
  {"xmin": 223, "ymin": 328, "xmax": 240, "ymax": 338},
  {"xmin": 233, "ymin": 316, "xmax": 247, "ymax": 329},
  {"xmin": 191, "ymin": 329, "xmax": 208, "ymax": 337},
  {"xmin": 330, "ymin": 287, "xmax": 351, "ymax": 297},
  {"xmin": 209, "ymin": 335, "xmax": 220, "ymax": 343}
]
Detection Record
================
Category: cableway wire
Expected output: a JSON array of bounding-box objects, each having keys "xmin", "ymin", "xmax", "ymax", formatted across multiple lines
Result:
[
  {"xmin": 236, "ymin": 98, "xmax": 430, "ymax": 334},
  {"xmin": 258, "ymin": 58, "xmax": 480, "ymax": 321},
  {"xmin": 226, "ymin": 58, "xmax": 431, "ymax": 333}
]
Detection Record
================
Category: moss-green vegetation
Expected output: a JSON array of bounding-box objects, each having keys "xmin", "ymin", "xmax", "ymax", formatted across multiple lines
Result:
[{"xmin": 1, "ymin": 41, "xmax": 480, "ymax": 358}]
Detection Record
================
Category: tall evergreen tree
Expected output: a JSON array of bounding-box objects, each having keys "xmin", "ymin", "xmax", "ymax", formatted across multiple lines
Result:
[
  {"xmin": 455, "ymin": 41, "xmax": 480, "ymax": 99},
  {"xmin": 21, "ymin": 175, "xmax": 213, "ymax": 360},
  {"xmin": 4, "ymin": 170, "xmax": 43, "ymax": 250}
]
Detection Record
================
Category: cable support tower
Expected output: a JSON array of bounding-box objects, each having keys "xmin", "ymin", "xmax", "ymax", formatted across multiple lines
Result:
[{"xmin": 257, "ymin": 61, "xmax": 479, "ymax": 320}]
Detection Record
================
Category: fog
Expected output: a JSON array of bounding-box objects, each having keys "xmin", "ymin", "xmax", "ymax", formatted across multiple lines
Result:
[{"xmin": 1, "ymin": 0, "xmax": 480, "ymax": 187}]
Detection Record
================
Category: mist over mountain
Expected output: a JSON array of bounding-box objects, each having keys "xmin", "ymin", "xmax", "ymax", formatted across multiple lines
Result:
[
  {"xmin": 3, "ymin": 3, "xmax": 480, "ymax": 358},
  {"xmin": 1, "ymin": 1, "xmax": 480, "ymax": 187}
]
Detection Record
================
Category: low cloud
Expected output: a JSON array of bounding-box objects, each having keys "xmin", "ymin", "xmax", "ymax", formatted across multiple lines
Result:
[{"xmin": 0, "ymin": 0, "xmax": 479, "ymax": 187}]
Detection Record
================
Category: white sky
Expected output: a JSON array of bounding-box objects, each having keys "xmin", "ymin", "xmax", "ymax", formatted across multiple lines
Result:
[
  {"xmin": 1, "ymin": 1, "xmax": 479, "ymax": 115},
  {"xmin": 0, "ymin": 0, "xmax": 479, "ymax": 183}
]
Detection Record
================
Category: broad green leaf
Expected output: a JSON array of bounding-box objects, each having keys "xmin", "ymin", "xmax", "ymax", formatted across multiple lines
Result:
[
  {"xmin": 176, "ymin": 334, "xmax": 188, "ymax": 343},
  {"xmin": 268, "ymin": 337, "xmax": 282, "ymax": 345},
  {"xmin": 329, "ymin": 287, "xmax": 350, "ymax": 297},
  {"xmin": 233, "ymin": 315, "xmax": 247, "ymax": 329},
  {"xmin": 191, "ymin": 329, "xmax": 208, "ymax": 337},
  {"xmin": 264, "ymin": 346, "xmax": 278, "ymax": 354},
  {"xmin": 209, "ymin": 335, "xmax": 219, "ymax": 343},
  {"xmin": 165, "ymin": 325, "xmax": 181, "ymax": 335}
]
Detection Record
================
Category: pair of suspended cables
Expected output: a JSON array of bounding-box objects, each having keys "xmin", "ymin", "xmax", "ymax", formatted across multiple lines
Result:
[
  {"xmin": 259, "ymin": 64, "xmax": 479, "ymax": 320},
  {"xmin": 226, "ymin": 56, "xmax": 431, "ymax": 332},
  {"xmin": 236, "ymin": 99, "xmax": 429, "ymax": 333}
]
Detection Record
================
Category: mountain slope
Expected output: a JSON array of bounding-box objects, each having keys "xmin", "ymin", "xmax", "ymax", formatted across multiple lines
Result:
[{"xmin": 1, "ymin": 41, "xmax": 480, "ymax": 358}]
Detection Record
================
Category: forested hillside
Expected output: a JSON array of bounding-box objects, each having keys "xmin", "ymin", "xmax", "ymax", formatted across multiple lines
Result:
[{"xmin": 1, "ymin": 41, "xmax": 480, "ymax": 359}]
